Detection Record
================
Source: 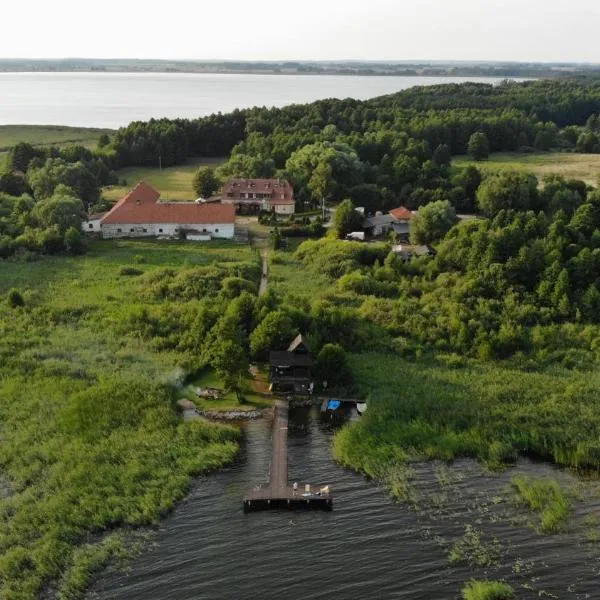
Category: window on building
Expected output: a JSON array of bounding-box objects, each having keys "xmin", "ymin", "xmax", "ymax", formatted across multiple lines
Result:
[
  {"xmin": 159, "ymin": 228, "xmax": 163, "ymax": 233},
  {"xmin": 215, "ymin": 228, "xmax": 219, "ymax": 233},
  {"xmin": 117, "ymin": 228, "xmax": 122, "ymax": 233},
  {"xmin": 89, "ymin": 223, "xmax": 93, "ymax": 229},
  {"xmin": 202, "ymin": 228, "xmax": 207, "ymax": 233},
  {"xmin": 142, "ymin": 228, "xmax": 147, "ymax": 233},
  {"xmin": 130, "ymin": 228, "xmax": 134, "ymax": 232}
]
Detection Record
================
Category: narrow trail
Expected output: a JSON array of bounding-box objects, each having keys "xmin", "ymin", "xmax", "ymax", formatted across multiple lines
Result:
[{"xmin": 259, "ymin": 248, "xmax": 268, "ymax": 296}]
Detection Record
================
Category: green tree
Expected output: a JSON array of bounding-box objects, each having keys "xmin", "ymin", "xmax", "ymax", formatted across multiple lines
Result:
[
  {"xmin": 332, "ymin": 199, "xmax": 364, "ymax": 239},
  {"xmin": 32, "ymin": 192, "xmax": 85, "ymax": 233},
  {"xmin": 7, "ymin": 142, "xmax": 38, "ymax": 173},
  {"xmin": 315, "ymin": 343, "xmax": 352, "ymax": 387},
  {"xmin": 468, "ymin": 132, "xmax": 490, "ymax": 161},
  {"xmin": 576, "ymin": 131, "xmax": 600, "ymax": 153},
  {"xmin": 64, "ymin": 226, "xmax": 84, "ymax": 255},
  {"xmin": 27, "ymin": 158, "xmax": 99, "ymax": 207},
  {"xmin": 249, "ymin": 311, "xmax": 296, "ymax": 359},
  {"xmin": 409, "ymin": 200, "xmax": 458, "ymax": 244},
  {"xmin": 192, "ymin": 166, "xmax": 220, "ymax": 198},
  {"xmin": 212, "ymin": 338, "xmax": 249, "ymax": 401},
  {"xmin": 308, "ymin": 160, "xmax": 334, "ymax": 204},
  {"xmin": 476, "ymin": 172, "xmax": 539, "ymax": 216},
  {"xmin": 432, "ymin": 143, "xmax": 451, "ymax": 167}
]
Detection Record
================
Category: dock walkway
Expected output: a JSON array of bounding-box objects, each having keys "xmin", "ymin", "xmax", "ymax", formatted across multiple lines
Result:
[{"xmin": 243, "ymin": 400, "xmax": 333, "ymax": 511}]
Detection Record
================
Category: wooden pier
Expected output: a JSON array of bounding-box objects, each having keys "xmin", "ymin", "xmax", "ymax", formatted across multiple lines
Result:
[{"xmin": 243, "ymin": 400, "xmax": 333, "ymax": 511}]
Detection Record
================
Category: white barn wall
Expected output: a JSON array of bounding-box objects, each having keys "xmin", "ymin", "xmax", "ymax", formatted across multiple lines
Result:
[
  {"xmin": 82, "ymin": 218, "xmax": 103, "ymax": 233},
  {"xmin": 101, "ymin": 223, "xmax": 234, "ymax": 239}
]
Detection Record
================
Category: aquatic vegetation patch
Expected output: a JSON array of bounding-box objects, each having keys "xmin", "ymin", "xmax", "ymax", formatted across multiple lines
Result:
[
  {"xmin": 461, "ymin": 579, "xmax": 514, "ymax": 600},
  {"xmin": 448, "ymin": 525, "xmax": 503, "ymax": 568},
  {"xmin": 511, "ymin": 476, "xmax": 572, "ymax": 534}
]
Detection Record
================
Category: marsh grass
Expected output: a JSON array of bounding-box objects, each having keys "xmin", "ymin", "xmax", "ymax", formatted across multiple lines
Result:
[
  {"xmin": 0, "ymin": 239, "xmax": 255, "ymax": 598},
  {"xmin": 334, "ymin": 353, "xmax": 600, "ymax": 476},
  {"xmin": 511, "ymin": 476, "xmax": 572, "ymax": 534}
]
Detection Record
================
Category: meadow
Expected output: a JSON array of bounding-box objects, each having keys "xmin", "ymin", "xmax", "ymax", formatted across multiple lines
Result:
[
  {"xmin": 0, "ymin": 239, "xmax": 257, "ymax": 599},
  {"xmin": 101, "ymin": 157, "xmax": 225, "ymax": 201},
  {"xmin": 0, "ymin": 125, "xmax": 113, "ymax": 152},
  {"xmin": 454, "ymin": 152, "xmax": 600, "ymax": 186},
  {"xmin": 0, "ymin": 125, "xmax": 113, "ymax": 172}
]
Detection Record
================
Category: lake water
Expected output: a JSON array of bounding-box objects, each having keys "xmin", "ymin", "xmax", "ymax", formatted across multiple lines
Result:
[
  {"xmin": 90, "ymin": 406, "xmax": 600, "ymax": 600},
  {"xmin": 0, "ymin": 73, "xmax": 518, "ymax": 129}
]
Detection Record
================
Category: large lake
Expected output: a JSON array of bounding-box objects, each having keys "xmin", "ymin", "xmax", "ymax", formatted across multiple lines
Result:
[{"xmin": 0, "ymin": 73, "xmax": 518, "ymax": 129}]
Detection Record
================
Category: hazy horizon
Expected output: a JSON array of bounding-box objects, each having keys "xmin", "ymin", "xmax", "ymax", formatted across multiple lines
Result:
[{"xmin": 2, "ymin": 0, "xmax": 600, "ymax": 64}]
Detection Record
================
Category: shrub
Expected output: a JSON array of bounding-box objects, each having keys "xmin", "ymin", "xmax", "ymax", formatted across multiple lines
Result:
[
  {"xmin": 119, "ymin": 266, "xmax": 144, "ymax": 277},
  {"xmin": 7, "ymin": 288, "xmax": 25, "ymax": 308}
]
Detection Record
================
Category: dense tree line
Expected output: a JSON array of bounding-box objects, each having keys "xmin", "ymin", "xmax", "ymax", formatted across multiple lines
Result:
[
  {"xmin": 3, "ymin": 77, "xmax": 600, "ymax": 258},
  {"xmin": 283, "ymin": 171, "xmax": 600, "ymax": 366}
]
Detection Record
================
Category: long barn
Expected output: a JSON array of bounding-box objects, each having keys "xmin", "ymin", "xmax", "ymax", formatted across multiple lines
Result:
[{"xmin": 83, "ymin": 182, "xmax": 236, "ymax": 240}]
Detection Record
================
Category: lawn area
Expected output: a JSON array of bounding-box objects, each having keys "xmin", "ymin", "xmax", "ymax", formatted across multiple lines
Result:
[
  {"xmin": 454, "ymin": 152, "xmax": 600, "ymax": 186},
  {"xmin": 102, "ymin": 157, "xmax": 226, "ymax": 201},
  {"xmin": 0, "ymin": 124, "xmax": 113, "ymax": 151},
  {"xmin": 182, "ymin": 369, "xmax": 273, "ymax": 412},
  {"xmin": 0, "ymin": 238, "xmax": 258, "ymax": 598}
]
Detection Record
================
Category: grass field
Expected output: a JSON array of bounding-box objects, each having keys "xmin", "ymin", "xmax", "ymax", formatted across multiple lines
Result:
[
  {"xmin": 0, "ymin": 124, "xmax": 113, "ymax": 152},
  {"xmin": 0, "ymin": 124, "xmax": 114, "ymax": 171},
  {"xmin": 454, "ymin": 152, "xmax": 600, "ymax": 186},
  {"xmin": 0, "ymin": 239, "xmax": 257, "ymax": 598},
  {"xmin": 102, "ymin": 157, "xmax": 225, "ymax": 201}
]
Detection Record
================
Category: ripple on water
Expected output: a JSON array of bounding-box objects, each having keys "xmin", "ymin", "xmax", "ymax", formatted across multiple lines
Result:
[{"xmin": 89, "ymin": 408, "xmax": 600, "ymax": 600}]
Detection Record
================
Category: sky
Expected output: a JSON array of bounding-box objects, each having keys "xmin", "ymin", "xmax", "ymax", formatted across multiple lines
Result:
[{"xmin": 2, "ymin": 0, "xmax": 600, "ymax": 63}]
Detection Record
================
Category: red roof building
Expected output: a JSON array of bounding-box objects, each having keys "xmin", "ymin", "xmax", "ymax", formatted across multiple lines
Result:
[
  {"xmin": 389, "ymin": 206, "xmax": 414, "ymax": 221},
  {"xmin": 219, "ymin": 178, "xmax": 295, "ymax": 215},
  {"xmin": 91, "ymin": 182, "xmax": 235, "ymax": 240}
]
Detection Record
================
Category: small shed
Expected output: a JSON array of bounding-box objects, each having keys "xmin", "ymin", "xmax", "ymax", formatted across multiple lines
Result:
[{"xmin": 269, "ymin": 335, "xmax": 313, "ymax": 394}]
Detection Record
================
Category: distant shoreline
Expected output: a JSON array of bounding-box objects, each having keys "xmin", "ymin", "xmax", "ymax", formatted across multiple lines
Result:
[{"xmin": 0, "ymin": 59, "xmax": 598, "ymax": 78}]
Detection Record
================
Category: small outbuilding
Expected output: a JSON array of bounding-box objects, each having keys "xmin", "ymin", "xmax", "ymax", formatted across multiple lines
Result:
[{"xmin": 269, "ymin": 335, "xmax": 313, "ymax": 394}]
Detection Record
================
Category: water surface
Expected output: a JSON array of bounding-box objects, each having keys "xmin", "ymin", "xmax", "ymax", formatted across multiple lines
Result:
[
  {"xmin": 91, "ymin": 407, "xmax": 600, "ymax": 600},
  {"xmin": 0, "ymin": 73, "xmax": 521, "ymax": 128}
]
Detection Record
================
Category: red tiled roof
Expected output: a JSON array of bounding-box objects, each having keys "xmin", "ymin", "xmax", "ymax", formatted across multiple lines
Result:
[
  {"xmin": 221, "ymin": 178, "xmax": 294, "ymax": 204},
  {"xmin": 389, "ymin": 206, "xmax": 414, "ymax": 221},
  {"xmin": 101, "ymin": 182, "xmax": 235, "ymax": 225}
]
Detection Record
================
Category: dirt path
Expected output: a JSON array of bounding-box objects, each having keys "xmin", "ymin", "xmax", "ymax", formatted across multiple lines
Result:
[{"xmin": 259, "ymin": 248, "xmax": 268, "ymax": 296}]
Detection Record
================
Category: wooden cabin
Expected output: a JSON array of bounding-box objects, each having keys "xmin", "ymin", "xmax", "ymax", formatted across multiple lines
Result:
[{"xmin": 269, "ymin": 335, "xmax": 313, "ymax": 394}]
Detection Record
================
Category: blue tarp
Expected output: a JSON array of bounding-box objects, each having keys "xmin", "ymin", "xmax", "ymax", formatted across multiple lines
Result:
[{"xmin": 327, "ymin": 400, "xmax": 342, "ymax": 411}]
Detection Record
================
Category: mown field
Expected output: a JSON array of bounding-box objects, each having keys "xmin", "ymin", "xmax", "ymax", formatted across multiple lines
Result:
[
  {"xmin": 0, "ymin": 239, "xmax": 257, "ymax": 599},
  {"xmin": 454, "ymin": 152, "xmax": 600, "ymax": 186},
  {"xmin": 102, "ymin": 157, "xmax": 225, "ymax": 201}
]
